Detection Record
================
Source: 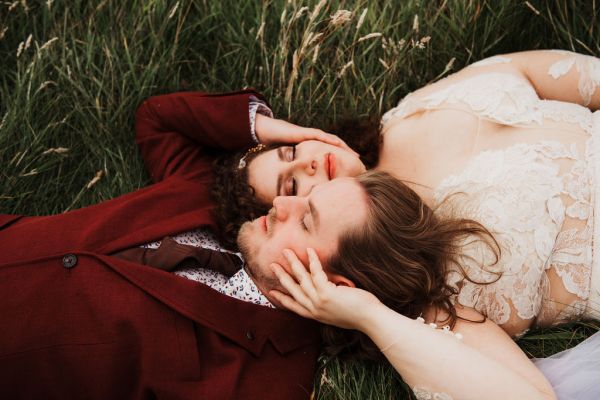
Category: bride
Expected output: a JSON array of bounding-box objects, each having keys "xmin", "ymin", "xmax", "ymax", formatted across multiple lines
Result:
[{"xmin": 212, "ymin": 50, "xmax": 600, "ymax": 399}]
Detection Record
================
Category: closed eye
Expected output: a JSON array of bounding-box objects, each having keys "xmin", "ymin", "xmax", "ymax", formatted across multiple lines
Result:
[
  {"xmin": 300, "ymin": 214, "xmax": 309, "ymax": 231},
  {"xmin": 285, "ymin": 176, "xmax": 297, "ymax": 196},
  {"xmin": 285, "ymin": 145, "xmax": 296, "ymax": 162}
]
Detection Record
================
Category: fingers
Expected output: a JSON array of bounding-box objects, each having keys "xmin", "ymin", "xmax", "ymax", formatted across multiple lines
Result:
[
  {"xmin": 313, "ymin": 131, "xmax": 360, "ymax": 158},
  {"xmin": 282, "ymin": 249, "xmax": 319, "ymax": 302},
  {"xmin": 271, "ymin": 263, "xmax": 314, "ymax": 310},
  {"xmin": 257, "ymin": 119, "xmax": 360, "ymax": 158},
  {"xmin": 269, "ymin": 289, "xmax": 313, "ymax": 319},
  {"xmin": 312, "ymin": 130, "xmax": 342, "ymax": 145},
  {"xmin": 306, "ymin": 248, "xmax": 331, "ymax": 290}
]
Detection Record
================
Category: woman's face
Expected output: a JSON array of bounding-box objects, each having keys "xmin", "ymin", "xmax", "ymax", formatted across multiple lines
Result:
[{"xmin": 247, "ymin": 140, "xmax": 366, "ymax": 203}]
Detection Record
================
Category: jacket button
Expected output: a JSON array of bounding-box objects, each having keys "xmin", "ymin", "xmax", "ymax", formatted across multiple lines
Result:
[
  {"xmin": 245, "ymin": 331, "xmax": 255, "ymax": 341},
  {"xmin": 62, "ymin": 254, "xmax": 78, "ymax": 269}
]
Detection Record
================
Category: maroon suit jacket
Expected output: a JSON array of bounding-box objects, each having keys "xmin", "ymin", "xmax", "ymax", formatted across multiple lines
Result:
[{"xmin": 0, "ymin": 91, "xmax": 320, "ymax": 399}]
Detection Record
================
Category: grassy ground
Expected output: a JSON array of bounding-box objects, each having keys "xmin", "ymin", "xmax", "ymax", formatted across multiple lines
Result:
[{"xmin": 1, "ymin": 0, "xmax": 599, "ymax": 398}]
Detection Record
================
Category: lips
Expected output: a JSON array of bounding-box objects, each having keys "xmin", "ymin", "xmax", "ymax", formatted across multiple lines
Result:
[
  {"xmin": 258, "ymin": 216, "xmax": 267, "ymax": 232},
  {"xmin": 326, "ymin": 153, "xmax": 336, "ymax": 180}
]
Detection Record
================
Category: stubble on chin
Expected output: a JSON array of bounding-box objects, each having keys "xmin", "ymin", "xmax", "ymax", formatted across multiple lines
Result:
[
  {"xmin": 237, "ymin": 222, "xmax": 262, "ymax": 280},
  {"xmin": 237, "ymin": 222, "xmax": 283, "ymax": 299},
  {"xmin": 237, "ymin": 222, "xmax": 255, "ymax": 263}
]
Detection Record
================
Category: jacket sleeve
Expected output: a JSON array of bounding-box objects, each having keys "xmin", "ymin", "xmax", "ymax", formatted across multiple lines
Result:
[
  {"xmin": 0, "ymin": 214, "xmax": 22, "ymax": 230},
  {"xmin": 135, "ymin": 90, "xmax": 267, "ymax": 182}
]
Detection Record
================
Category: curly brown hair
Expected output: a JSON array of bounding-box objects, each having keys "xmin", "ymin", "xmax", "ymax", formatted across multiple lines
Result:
[
  {"xmin": 211, "ymin": 116, "xmax": 382, "ymax": 249},
  {"xmin": 321, "ymin": 170, "xmax": 500, "ymax": 361}
]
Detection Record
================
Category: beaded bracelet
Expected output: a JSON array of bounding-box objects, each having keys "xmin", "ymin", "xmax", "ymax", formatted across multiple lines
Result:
[{"xmin": 379, "ymin": 316, "xmax": 463, "ymax": 353}]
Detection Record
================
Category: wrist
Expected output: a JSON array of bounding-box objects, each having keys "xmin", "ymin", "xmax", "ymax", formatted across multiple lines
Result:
[
  {"xmin": 354, "ymin": 300, "xmax": 391, "ymax": 333},
  {"xmin": 254, "ymin": 113, "xmax": 266, "ymax": 143}
]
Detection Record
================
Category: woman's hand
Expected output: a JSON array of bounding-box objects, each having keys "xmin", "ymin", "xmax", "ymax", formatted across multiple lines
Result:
[
  {"xmin": 255, "ymin": 114, "xmax": 358, "ymax": 156},
  {"xmin": 269, "ymin": 248, "xmax": 381, "ymax": 331}
]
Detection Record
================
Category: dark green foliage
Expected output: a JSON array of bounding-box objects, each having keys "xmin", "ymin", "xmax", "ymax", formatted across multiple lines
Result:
[{"xmin": 1, "ymin": 1, "xmax": 598, "ymax": 398}]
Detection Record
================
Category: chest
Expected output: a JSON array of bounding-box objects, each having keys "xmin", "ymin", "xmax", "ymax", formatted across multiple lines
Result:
[{"xmin": 378, "ymin": 108, "xmax": 589, "ymax": 205}]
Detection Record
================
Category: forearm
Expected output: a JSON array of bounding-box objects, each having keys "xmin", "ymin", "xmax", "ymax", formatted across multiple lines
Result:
[
  {"xmin": 360, "ymin": 304, "xmax": 555, "ymax": 400},
  {"xmin": 136, "ymin": 90, "xmax": 263, "ymax": 150},
  {"xmin": 134, "ymin": 90, "xmax": 267, "ymax": 181}
]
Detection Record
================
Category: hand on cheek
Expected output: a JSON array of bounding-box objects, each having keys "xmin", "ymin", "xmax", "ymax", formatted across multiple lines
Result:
[{"xmin": 269, "ymin": 248, "xmax": 382, "ymax": 331}]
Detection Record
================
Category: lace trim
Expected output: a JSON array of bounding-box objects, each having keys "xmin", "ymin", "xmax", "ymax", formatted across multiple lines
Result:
[
  {"xmin": 538, "ymin": 100, "xmax": 594, "ymax": 134},
  {"xmin": 436, "ymin": 140, "xmax": 593, "ymax": 327},
  {"xmin": 248, "ymin": 95, "xmax": 273, "ymax": 143},
  {"xmin": 383, "ymin": 73, "xmax": 542, "ymax": 126},
  {"xmin": 413, "ymin": 387, "xmax": 453, "ymax": 400},
  {"xmin": 381, "ymin": 57, "xmax": 596, "ymax": 330},
  {"xmin": 548, "ymin": 52, "xmax": 600, "ymax": 106}
]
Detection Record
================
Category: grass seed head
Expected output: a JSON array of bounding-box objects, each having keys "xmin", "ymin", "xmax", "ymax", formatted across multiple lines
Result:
[
  {"xmin": 167, "ymin": 1, "xmax": 179, "ymax": 19},
  {"xmin": 356, "ymin": 8, "xmax": 368, "ymax": 31},
  {"xmin": 310, "ymin": 0, "xmax": 327, "ymax": 23},
  {"xmin": 357, "ymin": 32, "xmax": 382, "ymax": 43},
  {"xmin": 337, "ymin": 60, "xmax": 353, "ymax": 78},
  {"xmin": 312, "ymin": 43, "xmax": 320, "ymax": 63},
  {"xmin": 330, "ymin": 10, "xmax": 352, "ymax": 27}
]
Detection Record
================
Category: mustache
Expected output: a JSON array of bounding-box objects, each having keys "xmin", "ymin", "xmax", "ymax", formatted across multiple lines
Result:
[{"xmin": 266, "ymin": 208, "xmax": 277, "ymax": 235}]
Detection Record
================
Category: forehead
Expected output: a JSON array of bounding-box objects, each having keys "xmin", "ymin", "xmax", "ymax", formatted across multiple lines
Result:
[
  {"xmin": 247, "ymin": 148, "xmax": 280, "ymax": 203},
  {"xmin": 311, "ymin": 178, "xmax": 368, "ymax": 238}
]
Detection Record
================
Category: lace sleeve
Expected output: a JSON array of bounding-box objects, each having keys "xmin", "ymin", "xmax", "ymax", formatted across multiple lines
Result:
[
  {"xmin": 413, "ymin": 387, "xmax": 453, "ymax": 400},
  {"xmin": 547, "ymin": 51, "xmax": 600, "ymax": 106},
  {"xmin": 248, "ymin": 95, "xmax": 273, "ymax": 143}
]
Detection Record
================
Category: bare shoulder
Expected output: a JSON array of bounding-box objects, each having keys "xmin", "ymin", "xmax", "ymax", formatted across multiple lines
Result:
[{"xmin": 406, "ymin": 52, "xmax": 528, "ymax": 101}]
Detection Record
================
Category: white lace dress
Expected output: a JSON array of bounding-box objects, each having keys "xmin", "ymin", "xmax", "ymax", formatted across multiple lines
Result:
[{"xmin": 382, "ymin": 52, "xmax": 600, "ymax": 400}]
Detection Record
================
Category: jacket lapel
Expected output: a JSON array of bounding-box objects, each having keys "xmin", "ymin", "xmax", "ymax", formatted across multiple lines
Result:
[{"xmin": 94, "ymin": 254, "xmax": 320, "ymax": 356}]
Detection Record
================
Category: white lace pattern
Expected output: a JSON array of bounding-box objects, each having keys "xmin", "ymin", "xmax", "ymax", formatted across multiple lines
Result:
[
  {"xmin": 413, "ymin": 387, "xmax": 453, "ymax": 400},
  {"xmin": 548, "ymin": 52, "xmax": 600, "ymax": 106},
  {"xmin": 383, "ymin": 59, "xmax": 598, "ymax": 333}
]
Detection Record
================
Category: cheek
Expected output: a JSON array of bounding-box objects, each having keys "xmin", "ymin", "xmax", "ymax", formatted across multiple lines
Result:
[
  {"xmin": 261, "ymin": 233, "xmax": 312, "ymax": 271},
  {"xmin": 257, "ymin": 236, "xmax": 288, "ymax": 269},
  {"xmin": 282, "ymin": 243, "xmax": 313, "ymax": 273},
  {"xmin": 336, "ymin": 150, "xmax": 363, "ymax": 175}
]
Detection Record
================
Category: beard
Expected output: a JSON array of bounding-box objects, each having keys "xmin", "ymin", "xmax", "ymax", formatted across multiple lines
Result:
[
  {"xmin": 236, "ymin": 221, "xmax": 283, "ymax": 298},
  {"xmin": 237, "ymin": 222, "xmax": 255, "ymax": 264},
  {"xmin": 237, "ymin": 221, "xmax": 260, "ymax": 281}
]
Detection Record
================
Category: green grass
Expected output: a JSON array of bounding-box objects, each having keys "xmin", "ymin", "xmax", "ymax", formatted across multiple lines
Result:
[{"xmin": 1, "ymin": 0, "xmax": 599, "ymax": 398}]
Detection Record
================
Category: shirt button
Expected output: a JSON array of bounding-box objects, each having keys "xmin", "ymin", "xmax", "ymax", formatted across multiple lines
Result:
[
  {"xmin": 62, "ymin": 254, "xmax": 78, "ymax": 269},
  {"xmin": 245, "ymin": 331, "xmax": 255, "ymax": 341}
]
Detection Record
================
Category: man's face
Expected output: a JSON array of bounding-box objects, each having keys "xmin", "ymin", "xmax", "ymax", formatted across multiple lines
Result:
[{"xmin": 237, "ymin": 178, "xmax": 369, "ymax": 306}]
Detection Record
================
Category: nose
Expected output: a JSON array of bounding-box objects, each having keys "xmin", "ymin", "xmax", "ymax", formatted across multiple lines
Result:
[
  {"xmin": 294, "ymin": 158, "xmax": 317, "ymax": 176},
  {"xmin": 272, "ymin": 196, "xmax": 305, "ymax": 222}
]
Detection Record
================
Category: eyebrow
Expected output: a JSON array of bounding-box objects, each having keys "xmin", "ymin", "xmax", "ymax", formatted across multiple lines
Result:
[
  {"xmin": 309, "ymin": 199, "xmax": 320, "ymax": 232},
  {"xmin": 276, "ymin": 148, "xmax": 284, "ymax": 196}
]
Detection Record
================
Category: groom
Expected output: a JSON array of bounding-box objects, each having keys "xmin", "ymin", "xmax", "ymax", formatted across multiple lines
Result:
[
  {"xmin": 0, "ymin": 177, "xmax": 368, "ymax": 400},
  {"xmin": 0, "ymin": 90, "xmax": 368, "ymax": 399}
]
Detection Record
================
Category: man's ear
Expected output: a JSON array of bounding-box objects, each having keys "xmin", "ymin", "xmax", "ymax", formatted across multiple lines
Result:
[{"xmin": 327, "ymin": 273, "xmax": 356, "ymax": 288}]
